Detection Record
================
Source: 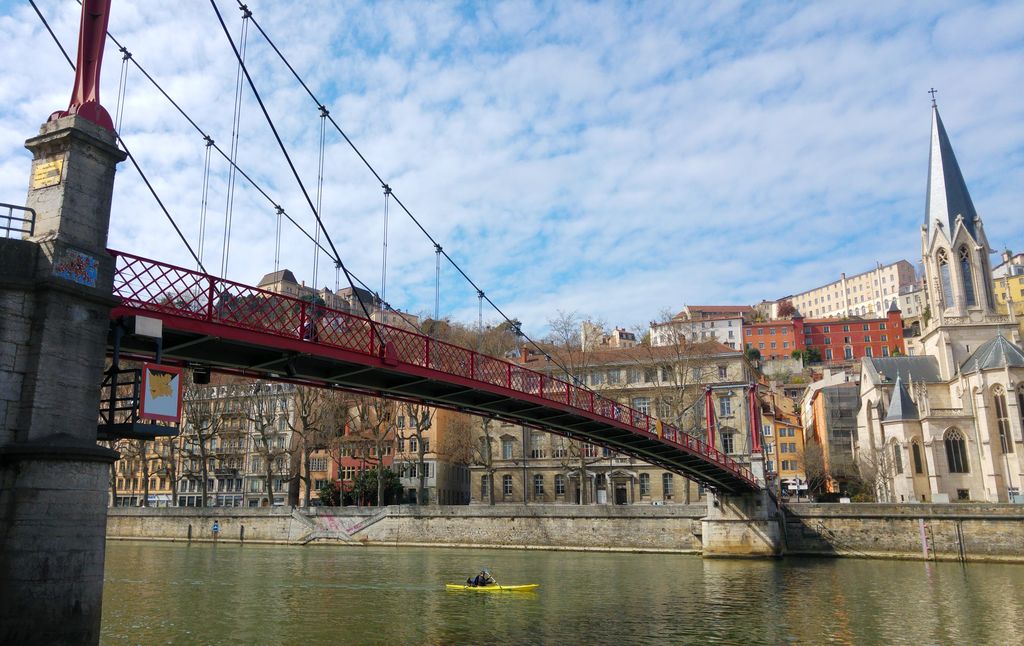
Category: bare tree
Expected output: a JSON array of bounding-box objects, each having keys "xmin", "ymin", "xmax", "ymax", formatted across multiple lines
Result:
[
  {"xmin": 286, "ymin": 385, "xmax": 345, "ymax": 507},
  {"xmin": 180, "ymin": 380, "xmax": 226, "ymax": 507},
  {"xmin": 343, "ymin": 395, "xmax": 397, "ymax": 506},
  {"xmin": 398, "ymin": 402, "xmax": 435, "ymax": 505},
  {"xmin": 244, "ymin": 382, "xmax": 295, "ymax": 507}
]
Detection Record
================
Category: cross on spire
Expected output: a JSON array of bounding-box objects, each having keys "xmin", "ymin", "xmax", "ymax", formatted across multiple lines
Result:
[{"xmin": 928, "ymin": 87, "xmax": 938, "ymax": 107}]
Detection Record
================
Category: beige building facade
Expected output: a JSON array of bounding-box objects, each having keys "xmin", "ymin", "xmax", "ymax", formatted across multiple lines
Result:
[{"xmin": 784, "ymin": 260, "xmax": 917, "ymax": 320}]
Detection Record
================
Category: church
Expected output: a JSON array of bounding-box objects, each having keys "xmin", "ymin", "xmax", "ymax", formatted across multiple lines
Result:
[{"xmin": 856, "ymin": 102, "xmax": 1024, "ymax": 503}]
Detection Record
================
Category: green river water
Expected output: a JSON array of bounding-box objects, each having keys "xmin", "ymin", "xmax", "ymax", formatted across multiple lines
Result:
[{"xmin": 100, "ymin": 541, "xmax": 1024, "ymax": 645}]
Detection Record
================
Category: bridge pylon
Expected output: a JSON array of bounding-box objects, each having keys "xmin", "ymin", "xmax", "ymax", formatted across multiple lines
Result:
[
  {"xmin": 0, "ymin": 112, "xmax": 125, "ymax": 644},
  {"xmin": 702, "ymin": 488, "xmax": 783, "ymax": 558}
]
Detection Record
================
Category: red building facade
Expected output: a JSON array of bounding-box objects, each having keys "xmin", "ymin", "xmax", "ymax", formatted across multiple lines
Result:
[{"xmin": 744, "ymin": 306, "xmax": 904, "ymax": 363}]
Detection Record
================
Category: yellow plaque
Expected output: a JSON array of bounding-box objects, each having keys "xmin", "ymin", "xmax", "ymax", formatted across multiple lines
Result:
[{"xmin": 31, "ymin": 158, "xmax": 64, "ymax": 190}]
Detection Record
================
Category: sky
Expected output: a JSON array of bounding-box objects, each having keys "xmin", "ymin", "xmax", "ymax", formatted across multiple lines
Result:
[{"xmin": 1, "ymin": 1, "xmax": 1022, "ymax": 339}]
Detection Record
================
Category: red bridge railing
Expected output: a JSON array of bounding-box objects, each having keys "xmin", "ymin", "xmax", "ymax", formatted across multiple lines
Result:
[{"xmin": 110, "ymin": 250, "xmax": 757, "ymax": 487}]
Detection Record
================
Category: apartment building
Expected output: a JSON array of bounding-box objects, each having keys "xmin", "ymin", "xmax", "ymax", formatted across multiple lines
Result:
[{"xmin": 782, "ymin": 260, "xmax": 917, "ymax": 319}]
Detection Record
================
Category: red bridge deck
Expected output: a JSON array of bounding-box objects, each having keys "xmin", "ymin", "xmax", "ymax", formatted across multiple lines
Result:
[{"xmin": 107, "ymin": 250, "xmax": 759, "ymax": 493}]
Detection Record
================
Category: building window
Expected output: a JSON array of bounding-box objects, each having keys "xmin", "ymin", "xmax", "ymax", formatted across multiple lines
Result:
[
  {"xmin": 481, "ymin": 475, "xmax": 490, "ymax": 499},
  {"xmin": 310, "ymin": 457, "xmax": 327, "ymax": 472},
  {"xmin": 501, "ymin": 438, "xmax": 514, "ymax": 460},
  {"xmin": 822, "ymin": 326, "xmax": 830, "ymax": 333},
  {"xmin": 763, "ymin": 424, "xmax": 773, "ymax": 437},
  {"xmin": 533, "ymin": 474, "xmax": 544, "ymax": 497},
  {"xmin": 865, "ymin": 347, "xmax": 873, "ymax": 358},
  {"xmin": 882, "ymin": 347, "xmax": 890, "ymax": 357},
  {"xmin": 945, "ymin": 429, "xmax": 969, "ymax": 473},
  {"xmin": 719, "ymin": 396, "xmax": 732, "ymax": 416},
  {"xmin": 994, "ymin": 388, "xmax": 1014, "ymax": 454},
  {"xmin": 502, "ymin": 474, "xmax": 513, "ymax": 497},
  {"xmin": 844, "ymin": 347, "xmax": 854, "ymax": 360},
  {"xmin": 662, "ymin": 473, "xmax": 673, "ymax": 500},
  {"xmin": 608, "ymin": 369, "xmax": 621, "ymax": 384},
  {"xmin": 530, "ymin": 433, "xmax": 545, "ymax": 459},
  {"xmin": 633, "ymin": 397, "xmax": 650, "ymax": 415},
  {"xmin": 555, "ymin": 475, "xmax": 566, "ymax": 496},
  {"xmin": 892, "ymin": 443, "xmax": 903, "ymax": 475},
  {"xmin": 397, "ymin": 415, "xmax": 405, "ymax": 429},
  {"xmin": 912, "ymin": 442, "xmax": 924, "ymax": 474},
  {"xmin": 959, "ymin": 246, "xmax": 977, "ymax": 307},
  {"xmin": 938, "ymin": 250, "xmax": 954, "ymax": 307},
  {"xmin": 957, "ymin": 488, "xmax": 970, "ymax": 501},
  {"xmin": 764, "ymin": 441, "xmax": 774, "ymax": 454},
  {"xmin": 721, "ymin": 433, "xmax": 735, "ymax": 454},
  {"xmin": 880, "ymin": 323, "xmax": 887, "ymax": 330},
  {"xmin": 718, "ymin": 365, "xmax": 727, "ymax": 379}
]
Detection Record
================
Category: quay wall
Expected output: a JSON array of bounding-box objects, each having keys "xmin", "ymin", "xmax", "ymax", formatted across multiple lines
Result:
[{"xmin": 107, "ymin": 503, "xmax": 1024, "ymax": 561}]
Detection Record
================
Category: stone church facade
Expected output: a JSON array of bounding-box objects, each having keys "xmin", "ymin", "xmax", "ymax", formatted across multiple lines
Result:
[{"xmin": 856, "ymin": 104, "xmax": 1024, "ymax": 503}]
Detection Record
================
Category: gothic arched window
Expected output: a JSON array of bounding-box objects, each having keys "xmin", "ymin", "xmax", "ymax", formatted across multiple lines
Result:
[
  {"xmin": 993, "ymin": 387, "xmax": 1013, "ymax": 454},
  {"xmin": 911, "ymin": 442, "xmax": 924, "ymax": 474},
  {"xmin": 937, "ymin": 249, "xmax": 954, "ymax": 307},
  {"xmin": 959, "ymin": 246, "xmax": 977, "ymax": 307},
  {"xmin": 891, "ymin": 441, "xmax": 904, "ymax": 475},
  {"xmin": 944, "ymin": 428, "xmax": 969, "ymax": 473}
]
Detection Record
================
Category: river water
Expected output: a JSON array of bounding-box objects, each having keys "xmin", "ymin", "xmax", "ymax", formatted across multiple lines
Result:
[{"xmin": 101, "ymin": 541, "xmax": 1023, "ymax": 645}]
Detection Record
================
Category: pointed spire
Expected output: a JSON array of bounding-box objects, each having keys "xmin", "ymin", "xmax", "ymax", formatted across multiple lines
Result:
[
  {"xmin": 885, "ymin": 375, "xmax": 919, "ymax": 422},
  {"xmin": 925, "ymin": 101, "xmax": 980, "ymax": 241}
]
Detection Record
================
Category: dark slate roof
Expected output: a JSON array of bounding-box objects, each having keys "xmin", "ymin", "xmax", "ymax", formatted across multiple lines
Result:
[
  {"xmin": 258, "ymin": 269, "xmax": 298, "ymax": 286},
  {"xmin": 887, "ymin": 299, "xmax": 901, "ymax": 313},
  {"xmin": 867, "ymin": 356, "xmax": 943, "ymax": 383},
  {"xmin": 960, "ymin": 334, "xmax": 1024, "ymax": 373},
  {"xmin": 885, "ymin": 375, "xmax": 919, "ymax": 422},
  {"xmin": 925, "ymin": 106, "xmax": 980, "ymax": 241}
]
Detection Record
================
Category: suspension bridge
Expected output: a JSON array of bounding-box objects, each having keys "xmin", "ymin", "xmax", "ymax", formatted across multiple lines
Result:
[
  {"xmin": 1, "ymin": 3, "xmax": 780, "ymax": 641},
  {"xmin": 29, "ymin": 0, "xmax": 759, "ymax": 494}
]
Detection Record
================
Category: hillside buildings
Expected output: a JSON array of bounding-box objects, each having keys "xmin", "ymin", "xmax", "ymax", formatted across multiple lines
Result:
[
  {"xmin": 856, "ymin": 104, "xmax": 1024, "ymax": 503},
  {"xmin": 780, "ymin": 260, "xmax": 918, "ymax": 319}
]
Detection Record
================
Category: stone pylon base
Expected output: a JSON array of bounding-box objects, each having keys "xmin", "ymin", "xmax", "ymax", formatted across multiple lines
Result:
[{"xmin": 702, "ymin": 489, "xmax": 783, "ymax": 557}]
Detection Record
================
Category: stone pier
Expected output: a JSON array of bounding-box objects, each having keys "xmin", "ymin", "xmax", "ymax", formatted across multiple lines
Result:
[
  {"xmin": 701, "ymin": 489, "xmax": 783, "ymax": 557},
  {"xmin": 0, "ymin": 115, "xmax": 125, "ymax": 644}
]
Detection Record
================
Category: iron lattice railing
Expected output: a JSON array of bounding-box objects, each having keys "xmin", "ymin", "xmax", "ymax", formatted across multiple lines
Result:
[
  {"xmin": 109, "ymin": 250, "xmax": 756, "ymax": 487},
  {"xmin": 1, "ymin": 202, "xmax": 36, "ymax": 239}
]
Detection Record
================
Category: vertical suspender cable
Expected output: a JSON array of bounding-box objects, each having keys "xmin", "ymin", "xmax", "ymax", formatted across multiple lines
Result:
[
  {"xmin": 312, "ymin": 107, "xmax": 328, "ymax": 295},
  {"xmin": 113, "ymin": 47, "xmax": 131, "ymax": 132},
  {"xmin": 434, "ymin": 243, "xmax": 442, "ymax": 322},
  {"xmin": 221, "ymin": 8, "xmax": 250, "ymax": 277},
  {"xmin": 198, "ymin": 136, "xmax": 215, "ymax": 270},
  {"xmin": 477, "ymin": 290, "xmax": 484, "ymax": 335},
  {"xmin": 381, "ymin": 183, "xmax": 392, "ymax": 313},
  {"xmin": 273, "ymin": 205, "xmax": 283, "ymax": 273}
]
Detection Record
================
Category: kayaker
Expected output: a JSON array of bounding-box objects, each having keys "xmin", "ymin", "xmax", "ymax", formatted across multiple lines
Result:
[{"xmin": 467, "ymin": 570, "xmax": 495, "ymax": 587}]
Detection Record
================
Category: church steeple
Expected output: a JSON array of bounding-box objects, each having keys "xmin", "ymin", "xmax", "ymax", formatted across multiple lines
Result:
[{"xmin": 925, "ymin": 103, "xmax": 980, "ymax": 242}]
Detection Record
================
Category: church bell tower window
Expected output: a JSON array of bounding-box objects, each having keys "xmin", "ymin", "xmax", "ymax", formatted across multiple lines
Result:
[
  {"xmin": 937, "ymin": 249, "xmax": 953, "ymax": 308},
  {"xmin": 959, "ymin": 246, "xmax": 976, "ymax": 307}
]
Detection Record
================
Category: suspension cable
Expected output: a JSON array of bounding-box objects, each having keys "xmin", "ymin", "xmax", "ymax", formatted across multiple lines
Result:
[
  {"xmin": 31, "ymin": 3, "xmax": 206, "ymax": 273},
  {"xmin": 220, "ymin": 7, "xmax": 250, "ymax": 278},
  {"xmin": 96, "ymin": 19, "xmax": 335, "ymax": 266},
  {"xmin": 209, "ymin": 0, "xmax": 377, "ymax": 327},
  {"xmin": 238, "ymin": 2, "xmax": 581, "ymax": 382}
]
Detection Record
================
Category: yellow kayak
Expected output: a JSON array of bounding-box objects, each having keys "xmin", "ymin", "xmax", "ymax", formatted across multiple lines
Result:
[{"xmin": 446, "ymin": 583, "xmax": 539, "ymax": 592}]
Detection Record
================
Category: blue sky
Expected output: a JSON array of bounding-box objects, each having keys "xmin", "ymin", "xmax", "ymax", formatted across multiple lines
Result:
[{"xmin": 1, "ymin": 1, "xmax": 1022, "ymax": 337}]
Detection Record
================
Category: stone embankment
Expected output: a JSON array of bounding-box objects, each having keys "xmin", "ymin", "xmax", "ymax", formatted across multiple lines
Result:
[{"xmin": 107, "ymin": 502, "xmax": 1024, "ymax": 562}]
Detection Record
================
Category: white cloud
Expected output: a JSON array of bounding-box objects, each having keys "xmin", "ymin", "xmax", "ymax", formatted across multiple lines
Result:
[{"xmin": 1, "ymin": 0, "xmax": 1022, "ymax": 338}]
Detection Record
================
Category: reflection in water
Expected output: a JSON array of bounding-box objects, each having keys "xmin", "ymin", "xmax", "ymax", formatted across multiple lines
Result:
[{"xmin": 101, "ymin": 542, "xmax": 1023, "ymax": 645}]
